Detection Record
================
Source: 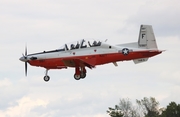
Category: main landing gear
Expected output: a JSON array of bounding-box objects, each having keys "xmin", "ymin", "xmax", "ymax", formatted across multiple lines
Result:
[
  {"xmin": 43, "ymin": 67, "xmax": 87, "ymax": 82},
  {"xmin": 74, "ymin": 66, "xmax": 87, "ymax": 80},
  {"xmin": 44, "ymin": 69, "xmax": 50, "ymax": 82}
]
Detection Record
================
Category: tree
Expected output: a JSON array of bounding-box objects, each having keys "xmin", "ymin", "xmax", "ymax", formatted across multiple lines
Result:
[
  {"xmin": 107, "ymin": 105, "xmax": 124, "ymax": 117},
  {"xmin": 136, "ymin": 97, "xmax": 159, "ymax": 117},
  {"xmin": 107, "ymin": 98, "xmax": 140, "ymax": 117},
  {"xmin": 159, "ymin": 102, "xmax": 180, "ymax": 117}
]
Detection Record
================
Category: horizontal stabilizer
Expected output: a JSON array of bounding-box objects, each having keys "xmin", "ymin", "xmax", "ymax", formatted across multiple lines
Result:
[{"xmin": 133, "ymin": 58, "xmax": 148, "ymax": 64}]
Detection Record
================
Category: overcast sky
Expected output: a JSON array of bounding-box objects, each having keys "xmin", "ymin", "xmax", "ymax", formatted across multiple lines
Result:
[{"xmin": 0, "ymin": 0, "xmax": 180, "ymax": 117}]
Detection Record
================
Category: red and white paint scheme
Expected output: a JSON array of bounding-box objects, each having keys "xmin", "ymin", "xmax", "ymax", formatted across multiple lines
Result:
[{"xmin": 20, "ymin": 25, "xmax": 163, "ymax": 82}]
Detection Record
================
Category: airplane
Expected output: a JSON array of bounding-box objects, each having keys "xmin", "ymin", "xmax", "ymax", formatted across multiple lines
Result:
[{"xmin": 19, "ymin": 25, "xmax": 163, "ymax": 82}]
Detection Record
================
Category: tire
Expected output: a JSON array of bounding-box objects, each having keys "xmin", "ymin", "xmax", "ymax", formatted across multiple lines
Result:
[
  {"xmin": 74, "ymin": 74, "xmax": 81, "ymax": 80},
  {"xmin": 80, "ymin": 72, "xmax": 86, "ymax": 79},
  {"xmin": 44, "ymin": 75, "xmax": 50, "ymax": 82}
]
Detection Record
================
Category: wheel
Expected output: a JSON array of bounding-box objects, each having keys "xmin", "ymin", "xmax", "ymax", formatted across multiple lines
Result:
[
  {"xmin": 74, "ymin": 74, "xmax": 81, "ymax": 80},
  {"xmin": 44, "ymin": 75, "xmax": 50, "ymax": 82},
  {"xmin": 80, "ymin": 72, "xmax": 86, "ymax": 79}
]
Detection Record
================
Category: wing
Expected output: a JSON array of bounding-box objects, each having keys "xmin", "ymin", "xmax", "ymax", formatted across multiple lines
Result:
[{"xmin": 62, "ymin": 58, "xmax": 96, "ymax": 69}]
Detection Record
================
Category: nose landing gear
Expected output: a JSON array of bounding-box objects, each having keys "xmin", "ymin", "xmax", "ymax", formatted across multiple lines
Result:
[{"xmin": 44, "ymin": 69, "xmax": 50, "ymax": 82}]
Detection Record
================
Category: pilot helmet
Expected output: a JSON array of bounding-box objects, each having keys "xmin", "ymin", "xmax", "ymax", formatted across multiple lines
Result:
[
  {"xmin": 93, "ymin": 41, "xmax": 97, "ymax": 45},
  {"xmin": 71, "ymin": 44, "xmax": 75, "ymax": 49}
]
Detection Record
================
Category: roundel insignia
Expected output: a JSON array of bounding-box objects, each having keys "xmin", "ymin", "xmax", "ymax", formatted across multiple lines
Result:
[{"xmin": 122, "ymin": 48, "xmax": 129, "ymax": 55}]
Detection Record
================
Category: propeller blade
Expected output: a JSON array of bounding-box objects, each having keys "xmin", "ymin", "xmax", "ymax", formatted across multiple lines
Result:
[
  {"xmin": 25, "ymin": 46, "xmax": 28, "ymax": 76},
  {"xmin": 25, "ymin": 46, "xmax": 27, "ymax": 56},
  {"xmin": 25, "ymin": 62, "xmax": 27, "ymax": 76}
]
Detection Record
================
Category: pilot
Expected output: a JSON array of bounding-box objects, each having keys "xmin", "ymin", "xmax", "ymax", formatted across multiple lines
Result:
[
  {"xmin": 76, "ymin": 42, "xmax": 80, "ymax": 49},
  {"xmin": 97, "ymin": 41, "xmax": 101, "ymax": 46},
  {"xmin": 71, "ymin": 44, "xmax": 75, "ymax": 50},
  {"xmin": 93, "ymin": 41, "xmax": 97, "ymax": 46}
]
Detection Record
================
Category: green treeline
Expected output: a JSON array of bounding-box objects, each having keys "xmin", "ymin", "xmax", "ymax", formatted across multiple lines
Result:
[{"xmin": 107, "ymin": 97, "xmax": 180, "ymax": 117}]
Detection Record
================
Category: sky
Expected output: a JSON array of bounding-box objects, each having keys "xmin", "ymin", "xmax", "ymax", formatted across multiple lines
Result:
[{"xmin": 0, "ymin": 0, "xmax": 180, "ymax": 117}]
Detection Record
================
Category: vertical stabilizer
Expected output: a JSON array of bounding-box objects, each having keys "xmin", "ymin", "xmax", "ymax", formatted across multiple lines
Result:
[{"xmin": 138, "ymin": 25, "xmax": 158, "ymax": 49}]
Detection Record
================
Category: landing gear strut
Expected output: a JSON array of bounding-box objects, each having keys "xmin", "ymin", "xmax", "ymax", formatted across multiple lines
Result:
[
  {"xmin": 44, "ymin": 69, "xmax": 50, "ymax": 82},
  {"xmin": 74, "ymin": 66, "xmax": 86, "ymax": 80}
]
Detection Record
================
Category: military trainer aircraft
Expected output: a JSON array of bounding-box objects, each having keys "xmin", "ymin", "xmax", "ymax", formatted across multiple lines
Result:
[{"xmin": 19, "ymin": 25, "xmax": 163, "ymax": 82}]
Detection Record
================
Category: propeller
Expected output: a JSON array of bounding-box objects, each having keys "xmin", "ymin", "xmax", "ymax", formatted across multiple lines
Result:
[
  {"xmin": 20, "ymin": 46, "xmax": 37, "ymax": 76},
  {"xmin": 22, "ymin": 46, "xmax": 28, "ymax": 76}
]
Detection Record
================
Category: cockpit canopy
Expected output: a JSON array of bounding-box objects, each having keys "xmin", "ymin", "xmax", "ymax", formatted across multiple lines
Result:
[{"xmin": 58, "ymin": 39, "xmax": 102, "ymax": 51}]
